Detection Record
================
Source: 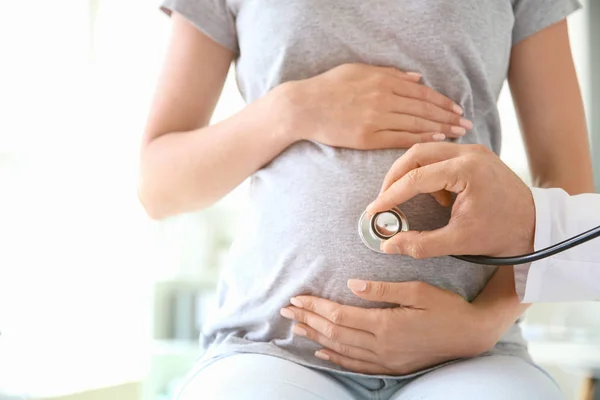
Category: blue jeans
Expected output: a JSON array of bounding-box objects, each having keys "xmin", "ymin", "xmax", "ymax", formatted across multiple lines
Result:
[{"xmin": 174, "ymin": 353, "xmax": 563, "ymax": 400}]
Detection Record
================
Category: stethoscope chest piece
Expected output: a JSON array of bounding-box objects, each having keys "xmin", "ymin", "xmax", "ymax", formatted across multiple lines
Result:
[{"xmin": 358, "ymin": 207, "xmax": 409, "ymax": 253}]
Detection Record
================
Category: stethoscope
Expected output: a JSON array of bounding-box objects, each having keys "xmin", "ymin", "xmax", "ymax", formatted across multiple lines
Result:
[{"xmin": 358, "ymin": 208, "xmax": 600, "ymax": 265}]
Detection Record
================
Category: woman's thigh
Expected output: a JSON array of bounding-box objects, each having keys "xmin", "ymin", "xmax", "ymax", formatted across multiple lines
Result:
[
  {"xmin": 176, "ymin": 353, "xmax": 356, "ymax": 400},
  {"xmin": 389, "ymin": 355, "xmax": 562, "ymax": 400}
]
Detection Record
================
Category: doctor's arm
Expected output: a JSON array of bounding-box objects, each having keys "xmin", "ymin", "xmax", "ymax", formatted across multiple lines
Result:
[
  {"xmin": 465, "ymin": 19, "xmax": 594, "ymax": 334},
  {"xmin": 508, "ymin": 18, "xmax": 595, "ymax": 300},
  {"xmin": 523, "ymin": 188, "xmax": 600, "ymax": 301}
]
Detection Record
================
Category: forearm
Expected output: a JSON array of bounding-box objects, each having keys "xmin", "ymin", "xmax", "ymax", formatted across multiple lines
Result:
[
  {"xmin": 472, "ymin": 266, "xmax": 529, "ymax": 347},
  {"xmin": 524, "ymin": 128, "xmax": 593, "ymax": 194},
  {"xmin": 139, "ymin": 85, "xmax": 296, "ymax": 219},
  {"xmin": 507, "ymin": 21, "xmax": 593, "ymax": 194},
  {"xmin": 474, "ymin": 19, "xmax": 593, "ymax": 312},
  {"xmin": 516, "ymin": 77, "xmax": 593, "ymax": 194},
  {"xmin": 471, "ymin": 159, "xmax": 592, "ymax": 339}
]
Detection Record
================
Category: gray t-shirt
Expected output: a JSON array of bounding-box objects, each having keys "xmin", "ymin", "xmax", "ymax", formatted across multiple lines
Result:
[{"xmin": 161, "ymin": 0, "xmax": 581, "ymax": 379}]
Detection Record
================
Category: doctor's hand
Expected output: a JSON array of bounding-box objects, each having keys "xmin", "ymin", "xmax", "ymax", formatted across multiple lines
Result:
[
  {"xmin": 367, "ymin": 142, "xmax": 536, "ymax": 258},
  {"xmin": 283, "ymin": 63, "xmax": 472, "ymax": 149},
  {"xmin": 280, "ymin": 280, "xmax": 499, "ymax": 375}
]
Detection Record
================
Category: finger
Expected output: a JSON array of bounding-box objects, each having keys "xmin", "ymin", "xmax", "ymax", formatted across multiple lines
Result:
[
  {"xmin": 292, "ymin": 323, "xmax": 379, "ymax": 363},
  {"xmin": 367, "ymin": 161, "xmax": 459, "ymax": 214},
  {"xmin": 378, "ymin": 142, "xmax": 464, "ymax": 194},
  {"xmin": 381, "ymin": 226, "xmax": 463, "ymax": 259},
  {"xmin": 314, "ymin": 349, "xmax": 393, "ymax": 375},
  {"xmin": 372, "ymin": 66, "xmax": 422, "ymax": 82},
  {"xmin": 385, "ymin": 96, "xmax": 472, "ymax": 130},
  {"xmin": 373, "ymin": 130, "xmax": 447, "ymax": 148},
  {"xmin": 280, "ymin": 307, "xmax": 377, "ymax": 347},
  {"xmin": 290, "ymin": 295, "xmax": 378, "ymax": 330},
  {"xmin": 377, "ymin": 113, "xmax": 466, "ymax": 137},
  {"xmin": 391, "ymin": 80, "xmax": 463, "ymax": 115},
  {"xmin": 347, "ymin": 279, "xmax": 432, "ymax": 308}
]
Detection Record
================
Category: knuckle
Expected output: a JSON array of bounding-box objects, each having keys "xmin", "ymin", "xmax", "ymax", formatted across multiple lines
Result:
[
  {"xmin": 447, "ymin": 112, "xmax": 460, "ymax": 125},
  {"xmin": 422, "ymin": 101, "xmax": 435, "ymax": 116},
  {"xmin": 460, "ymin": 154, "xmax": 479, "ymax": 169},
  {"xmin": 337, "ymin": 343, "xmax": 351, "ymax": 357},
  {"xmin": 408, "ymin": 142, "xmax": 424, "ymax": 155},
  {"xmin": 301, "ymin": 298, "xmax": 314, "ymax": 311},
  {"xmin": 363, "ymin": 108, "xmax": 379, "ymax": 127},
  {"xmin": 356, "ymin": 123, "xmax": 369, "ymax": 137},
  {"xmin": 369, "ymin": 91, "xmax": 387, "ymax": 105},
  {"xmin": 371, "ymin": 310, "xmax": 389, "ymax": 336},
  {"xmin": 470, "ymin": 144, "xmax": 491, "ymax": 154},
  {"xmin": 406, "ymin": 168, "xmax": 422, "ymax": 186},
  {"xmin": 369, "ymin": 74, "xmax": 387, "ymax": 89},
  {"xmin": 303, "ymin": 327, "xmax": 316, "ymax": 341},
  {"xmin": 439, "ymin": 123, "xmax": 451, "ymax": 133},
  {"xmin": 324, "ymin": 324, "xmax": 340, "ymax": 341},
  {"xmin": 410, "ymin": 240, "xmax": 427, "ymax": 259},
  {"xmin": 376, "ymin": 74, "xmax": 391, "ymax": 89},
  {"xmin": 373, "ymin": 283, "xmax": 388, "ymax": 298},
  {"xmin": 337, "ymin": 63, "xmax": 356, "ymax": 74},
  {"xmin": 419, "ymin": 85, "xmax": 430, "ymax": 101},
  {"xmin": 294, "ymin": 310, "xmax": 306, "ymax": 323},
  {"xmin": 329, "ymin": 307, "xmax": 344, "ymax": 325},
  {"xmin": 410, "ymin": 115, "xmax": 422, "ymax": 130},
  {"xmin": 354, "ymin": 125, "xmax": 371, "ymax": 147}
]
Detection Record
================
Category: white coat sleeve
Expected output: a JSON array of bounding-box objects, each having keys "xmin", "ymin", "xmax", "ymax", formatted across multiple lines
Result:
[{"xmin": 514, "ymin": 188, "xmax": 600, "ymax": 302}]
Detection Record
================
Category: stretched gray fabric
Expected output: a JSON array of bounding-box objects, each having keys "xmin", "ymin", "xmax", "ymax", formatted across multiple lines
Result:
[{"xmin": 161, "ymin": 0, "xmax": 581, "ymax": 379}]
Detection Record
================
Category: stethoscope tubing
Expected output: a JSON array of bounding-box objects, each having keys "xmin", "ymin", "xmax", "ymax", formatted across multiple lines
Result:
[{"xmin": 360, "ymin": 210, "xmax": 600, "ymax": 266}]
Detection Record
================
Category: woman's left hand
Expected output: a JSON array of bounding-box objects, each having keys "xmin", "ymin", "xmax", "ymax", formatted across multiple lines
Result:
[{"xmin": 280, "ymin": 280, "xmax": 502, "ymax": 375}]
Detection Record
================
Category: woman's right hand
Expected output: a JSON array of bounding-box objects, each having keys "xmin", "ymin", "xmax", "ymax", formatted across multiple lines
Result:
[{"xmin": 283, "ymin": 63, "xmax": 472, "ymax": 149}]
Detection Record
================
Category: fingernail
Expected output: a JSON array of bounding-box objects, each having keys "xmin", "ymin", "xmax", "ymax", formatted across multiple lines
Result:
[
  {"xmin": 407, "ymin": 72, "xmax": 422, "ymax": 78},
  {"xmin": 292, "ymin": 325, "xmax": 307, "ymax": 337},
  {"xmin": 432, "ymin": 133, "xmax": 446, "ymax": 142},
  {"xmin": 453, "ymin": 104, "xmax": 464, "ymax": 115},
  {"xmin": 280, "ymin": 308, "xmax": 295, "ymax": 319},
  {"xmin": 315, "ymin": 350, "xmax": 330, "ymax": 361},
  {"xmin": 290, "ymin": 297, "xmax": 303, "ymax": 308},
  {"xmin": 459, "ymin": 118, "xmax": 473, "ymax": 130},
  {"xmin": 451, "ymin": 126, "xmax": 467, "ymax": 136},
  {"xmin": 381, "ymin": 242, "xmax": 401, "ymax": 254},
  {"xmin": 348, "ymin": 279, "xmax": 367, "ymax": 292}
]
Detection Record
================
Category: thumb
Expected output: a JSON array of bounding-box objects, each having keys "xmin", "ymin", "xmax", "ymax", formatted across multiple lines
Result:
[
  {"xmin": 347, "ymin": 279, "xmax": 428, "ymax": 307},
  {"xmin": 382, "ymin": 226, "xmax": 461, "ymax": 259}
]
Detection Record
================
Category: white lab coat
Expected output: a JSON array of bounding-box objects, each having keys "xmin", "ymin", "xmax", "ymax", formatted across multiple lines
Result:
[{"xmin": 513, "ymin": 188, "xmax": 600, "ymax": 302}]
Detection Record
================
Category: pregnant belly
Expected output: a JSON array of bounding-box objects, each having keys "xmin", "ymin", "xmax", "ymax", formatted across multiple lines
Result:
[{"xmin": 222, "ymin": 141, "xmax": 495, "ymax": 314}]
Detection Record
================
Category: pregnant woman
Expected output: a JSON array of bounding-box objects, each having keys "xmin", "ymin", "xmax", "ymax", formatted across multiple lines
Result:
[{"xmin": 139, "ymin": 0, "xmax": 594, "ymax": 398}]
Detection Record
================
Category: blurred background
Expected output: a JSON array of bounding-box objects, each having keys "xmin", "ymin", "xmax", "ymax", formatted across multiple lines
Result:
[{"xmin": 0, "ymin": 1, "xmax": 598, "ymax": 399}]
